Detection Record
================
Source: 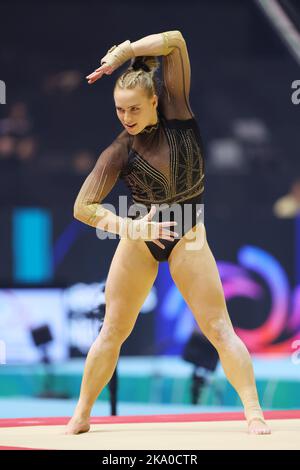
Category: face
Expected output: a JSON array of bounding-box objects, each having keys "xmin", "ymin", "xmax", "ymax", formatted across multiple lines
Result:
[{"xmin": 114, "ymin": 87, "xmax": 158, "ymax": 134}]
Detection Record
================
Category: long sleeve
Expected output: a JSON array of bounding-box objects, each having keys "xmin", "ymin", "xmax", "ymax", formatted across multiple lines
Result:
[
  {"xmin": 74, "ymin": 131, "xmax": 129, "ymax": 233},
  {"xmin": 130, "ymin": 30, "xmax": 194, "ymax": 120},
  {"xmin": 160, "ymin": 31, "xmax": 194, "ymax": 120}
]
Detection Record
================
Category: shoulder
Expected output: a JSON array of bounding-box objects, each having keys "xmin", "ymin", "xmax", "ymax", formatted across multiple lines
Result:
[
  {"xmin": 106, "ymin": 129, "xmax": 132, "ymax": 157},
  {"xmin": 96, "ymin": 129, "xmax": 131, "ymax": 173},
  {"xmin": 112, "ymin": 129, "xmax": 133, "ymax": 155},
  {"xmin": 115, "ymin": 129, "xmax": 132, "ymax": 146}
]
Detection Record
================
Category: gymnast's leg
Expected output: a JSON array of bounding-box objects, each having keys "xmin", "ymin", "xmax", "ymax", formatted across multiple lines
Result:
[
  {"xmin": 65, "ymin": 237, "xmax": 159, "ymax": 434},
  {"xmin": 167, "ymin": 223, "xmax": 271, "ymax": 435}
]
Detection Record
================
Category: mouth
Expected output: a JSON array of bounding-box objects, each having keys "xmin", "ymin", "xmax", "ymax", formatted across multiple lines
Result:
[{"xmin": 124, "ymin": 123, "xmax": 137, "ymax": 129}]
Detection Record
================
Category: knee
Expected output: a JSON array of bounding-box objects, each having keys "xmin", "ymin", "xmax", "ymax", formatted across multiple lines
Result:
[
  {"xmin": 205, "ymin": 316, "xmax": 234, "ymax": 346},
  {"xmin": 98, "ymin": 319, "xmax": 133, "ymax": 346}
]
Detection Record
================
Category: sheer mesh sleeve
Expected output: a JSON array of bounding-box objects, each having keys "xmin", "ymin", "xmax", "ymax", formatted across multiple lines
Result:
[
  {"xmin": 159, "ymin": 31, "xmax": 194, "ymax": 120},
  {"xmin": 74, "ymin": 130, "xmax": 129, "ymax": 227}
]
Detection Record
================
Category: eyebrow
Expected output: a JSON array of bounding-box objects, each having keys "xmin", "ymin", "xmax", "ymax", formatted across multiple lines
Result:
[{"xmin": 115, "ymin": 104, "xmax": 141, "ymax": 109}]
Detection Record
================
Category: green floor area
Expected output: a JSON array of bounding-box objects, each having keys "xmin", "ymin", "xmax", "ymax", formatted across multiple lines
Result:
[{"xmin": 0, "ymin": 356, "xmax": 299, "ymax": 409}]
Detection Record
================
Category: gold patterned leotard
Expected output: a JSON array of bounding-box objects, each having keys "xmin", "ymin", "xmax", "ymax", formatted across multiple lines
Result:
[{"xmin": 74, "ymin": 31, "xmax": 205, "ymax": 262}]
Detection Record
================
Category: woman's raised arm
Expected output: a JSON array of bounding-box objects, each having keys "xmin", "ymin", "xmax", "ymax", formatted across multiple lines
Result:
[
  {"xmin": 86, "ymin": 31, "xmax": 194, "ymax": 120},
  {"xmin": 131, "ymin": 30, "xmax": 194, "ymax": 120}
]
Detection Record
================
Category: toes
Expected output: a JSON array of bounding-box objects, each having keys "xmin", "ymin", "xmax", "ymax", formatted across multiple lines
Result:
[{"xmin": 249, "ymin": 427, "xmax": 271, "ymax": 435}]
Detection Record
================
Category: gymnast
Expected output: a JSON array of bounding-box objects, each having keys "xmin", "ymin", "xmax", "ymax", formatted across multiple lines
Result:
[{"xmin": 65, "ymin": 31, "xmax": 271, "ymax": 435}]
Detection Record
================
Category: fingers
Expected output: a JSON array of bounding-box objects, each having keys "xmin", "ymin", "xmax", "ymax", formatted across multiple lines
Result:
[
  {"xmin": 89, "ymin": 64, "xmax": 112, "ymax": 76},
  {"xmin": 160, "ymin": 229, "xmax": 179, "ymax": 237},
  {"xmin": 148, "ymin": 224, "xmax": 178, "ymax": 241},
  {"xmin": 154, "ymin": 227, "xmax": 179, "ymax": 242},
  {"xmin": 142, "ymin": 205, "xmax": 156, "ymax": 221},
  {"xmin": 96, "ymin": 64, "xmax": 113, "ymax": 73},
  {"xmin": 150, "ymin": 230, "xmax": 178, "ymax": 249},
  {"xmin": 159, "ymin": 221, "xmax": 178, "ymax": 227},
  {"xmin": 151, "ymin": 239, "xmax": 165, "ymax": 250},
  {"xmin": 86, "ymin": 70, "xmax": 103, "ymax": 79},
  {"xmin": 141, "ymin": 207, "xmax": 180, "ymax": 244},
  {"xmin": 148, "ymin": 205, "xmax": 157, "ymax": 219},
  {"xmin": 85, "ymin": 65, "xmax": 113, "ymax": 84},
  {"xmin": 160, "ymin": 235, "xmax": 177, "ymax": 241},
  {"xmin": 143, "ymin": 206, "xmax": 179, "ymax": 227},
  {"xmin": 85, "ymin": 71, "xmax": 103, "ymax": 84}
]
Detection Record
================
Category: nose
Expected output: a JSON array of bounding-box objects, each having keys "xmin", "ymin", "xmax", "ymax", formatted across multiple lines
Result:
[{"xmin": 124, "ymin": 112, "xmax": 131, "ymax": 123}]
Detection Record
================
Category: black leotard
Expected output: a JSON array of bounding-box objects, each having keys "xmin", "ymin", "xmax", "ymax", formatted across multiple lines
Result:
[
  {"xmin": 74, "ymin": 31, "xmax": 205, "ymax": 262},
  {"xmin": 120, "ymin": 109, "xmax": 204, "ymax": 261}
]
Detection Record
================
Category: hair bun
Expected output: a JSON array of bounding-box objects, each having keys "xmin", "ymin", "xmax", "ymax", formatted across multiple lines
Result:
[{"xmin": 132, "ymin": 58, "xmax": 150, "ymax": 72}]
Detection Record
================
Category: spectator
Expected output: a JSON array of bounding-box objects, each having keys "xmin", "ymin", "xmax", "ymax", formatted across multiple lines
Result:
[{"xmin": 273, "ymin": 179, "xmax": 300, "ymax": 218}]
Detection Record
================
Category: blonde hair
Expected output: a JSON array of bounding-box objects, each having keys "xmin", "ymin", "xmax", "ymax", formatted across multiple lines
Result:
[{"xmin": 114, "ymin": 56, "xmax": 161, "ymax": 99}]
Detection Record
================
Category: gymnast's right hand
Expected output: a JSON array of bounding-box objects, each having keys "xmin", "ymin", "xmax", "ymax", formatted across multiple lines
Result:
[
  {"xmin": 122, "ymin": 205, "xmax": 178, "ymax": 250},
  {"xmin": 86, "ymin": 40, "xmax": 133, "ymax": 84}
]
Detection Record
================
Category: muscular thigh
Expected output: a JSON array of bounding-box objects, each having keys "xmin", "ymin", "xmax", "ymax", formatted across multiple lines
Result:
[
  {"xmin": 168, "ymin": 223, "xmax": 232, "ymax": 332},
  {"xmin": 103, "ymin": 238, "xmax": 159, "ymax": 338}
]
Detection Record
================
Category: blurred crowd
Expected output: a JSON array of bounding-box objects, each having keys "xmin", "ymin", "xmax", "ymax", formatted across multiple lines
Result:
[{"xmin": 0, "ymin": 70, "xmax": 97, "ymax": 205}]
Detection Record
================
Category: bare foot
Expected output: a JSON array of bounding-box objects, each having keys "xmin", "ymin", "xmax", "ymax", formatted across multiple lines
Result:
[
  {"xmin": 65, "ymin": 414, "xmax": 91, "ymax": 435},
  {"xmin": 247, "ymin": 417, "xmax": 271, "ymax": 435}
]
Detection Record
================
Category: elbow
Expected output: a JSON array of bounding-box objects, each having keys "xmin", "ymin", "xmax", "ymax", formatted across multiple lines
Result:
[
  {"xmin": 177, "ymin": 31, "xmax": 186, "ymax": 46},
  {"xmin": 165, "ymin": 30, "xmax": 186, "ymax": 51},
  {"xmin": 73, "ymin": 208, "xmax": 80, "ymax": 222},
  {"xmin": 172, "ymin": 30, "xmax": 185, "ymax": 41},
  {"xmin": 73, "ymin": 201, "xmax": 83, "ymax": 222}
]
